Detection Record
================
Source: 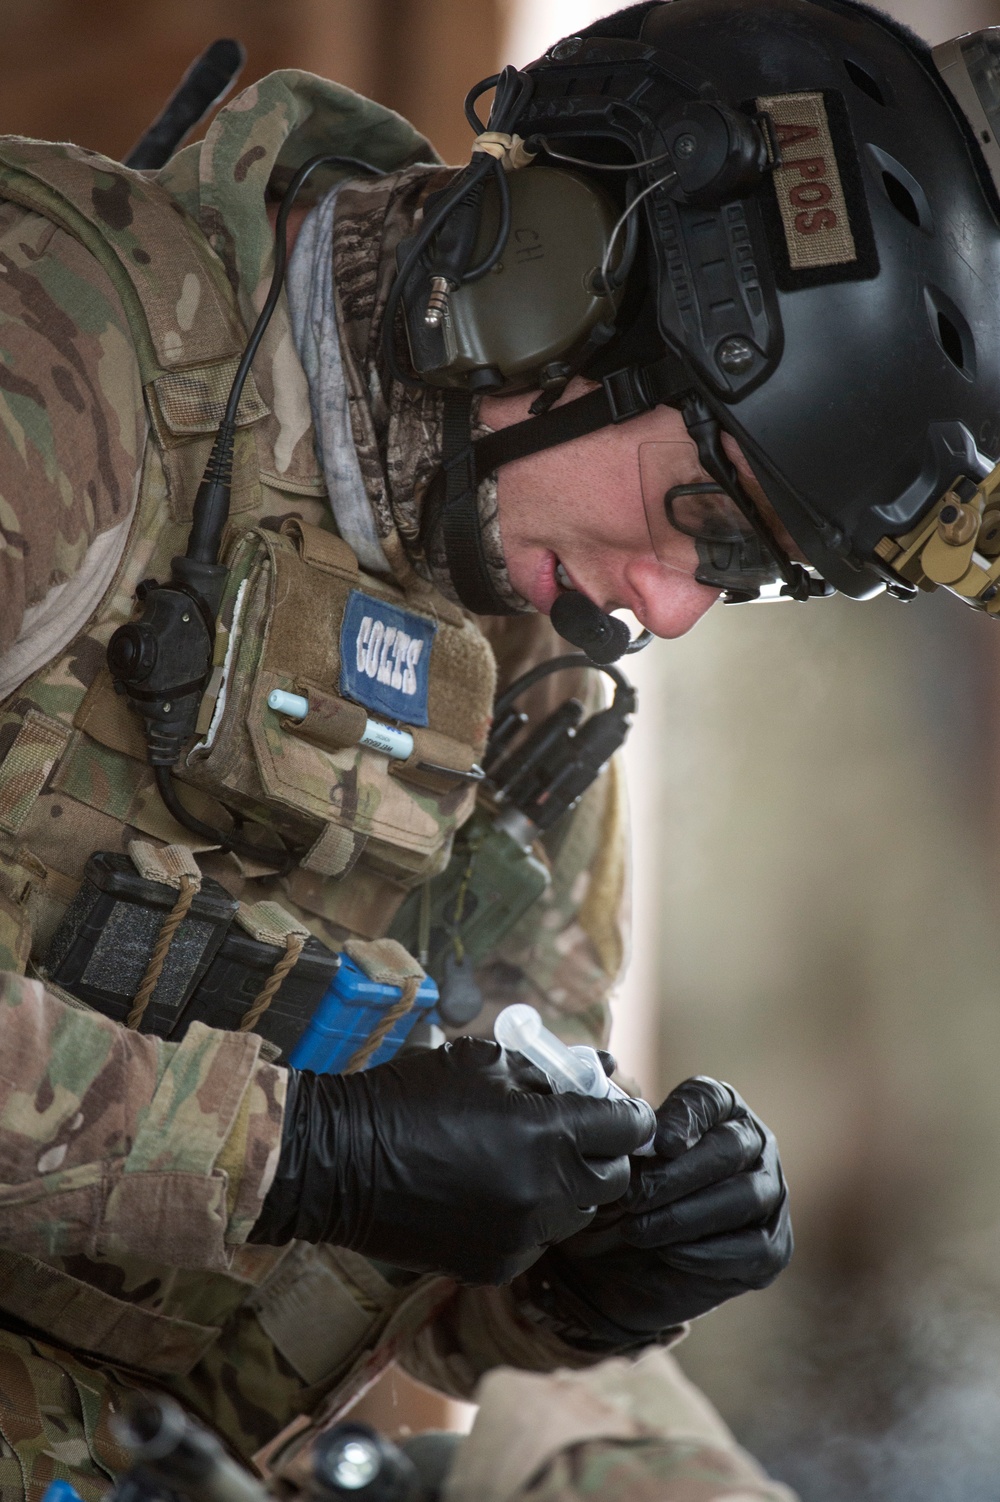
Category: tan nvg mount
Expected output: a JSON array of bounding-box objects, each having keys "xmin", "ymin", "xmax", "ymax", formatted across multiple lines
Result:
[{"xmin": 875, "ymin": 459, "xmax": 1000, "ymax": 612}]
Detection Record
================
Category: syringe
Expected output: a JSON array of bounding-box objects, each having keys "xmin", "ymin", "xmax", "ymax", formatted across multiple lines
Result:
[{"xmin": 494, "ymin": 1003, "xmax": 656, "ymax": 1155}]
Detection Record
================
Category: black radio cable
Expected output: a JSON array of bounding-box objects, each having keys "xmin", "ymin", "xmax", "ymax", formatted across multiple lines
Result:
[{"xmin": 380, "ymin": 65, "xmax": 534, "ymax": 389}]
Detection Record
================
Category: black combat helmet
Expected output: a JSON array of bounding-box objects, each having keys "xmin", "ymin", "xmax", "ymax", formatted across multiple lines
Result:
[{"xmin": 398, "ymin": 1, "xmax": 1000, "ymax": 651}]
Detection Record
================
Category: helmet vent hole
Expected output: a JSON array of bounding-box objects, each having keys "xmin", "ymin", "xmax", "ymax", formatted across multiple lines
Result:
[
  {"xmin": 937, "ymin": 312, "xmax": 965, "ymax": 371},
  {"xmin": 867, "ymin": 147, "xmax": 935, "ymax": 234},
  {"xmin": 845, "ymin": 58, "xmax": 888, "ymax": 106},
  {"xmin": 924, "ymin": 286, "xmax": 976, "ymax": 381},
  {"xmin": 882, "ymin": 171, "xmax": 920, "ymax": 227}
]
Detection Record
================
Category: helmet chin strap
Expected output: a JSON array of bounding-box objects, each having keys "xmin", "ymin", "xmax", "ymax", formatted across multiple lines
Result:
[{"xmin": 422, "ymin": 357, "xmax": 690, "ymax": 663}]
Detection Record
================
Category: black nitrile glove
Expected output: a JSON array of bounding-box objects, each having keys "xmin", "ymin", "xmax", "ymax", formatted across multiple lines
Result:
[
  {"xmin": 523, "ymin": 1075, "xmax": 792, "ymax": 1347},
  {"xmin": 250, "ymin": 1037, "xmax": 655, "ymax": 1286}
]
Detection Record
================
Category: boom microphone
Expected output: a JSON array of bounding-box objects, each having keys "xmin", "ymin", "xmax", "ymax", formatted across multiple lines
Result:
[{"xmin": 549, "ymin": 590, "xmax": 632, "ymax": 665}]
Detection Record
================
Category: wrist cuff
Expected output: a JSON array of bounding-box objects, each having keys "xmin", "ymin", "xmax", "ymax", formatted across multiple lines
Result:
[{"xmin": 520, "ymin": 1257, "xmax": 680, "ymax": 1355}]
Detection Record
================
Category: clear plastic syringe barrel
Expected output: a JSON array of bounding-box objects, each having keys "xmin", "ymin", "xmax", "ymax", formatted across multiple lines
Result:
[
  {"xmin": 494, "ymin": 1004, "xmax": 604, "ymax": 1095},
  {"xmin": 494, "ymin": 1003, "xmax": 655, "ymax": 1153}
]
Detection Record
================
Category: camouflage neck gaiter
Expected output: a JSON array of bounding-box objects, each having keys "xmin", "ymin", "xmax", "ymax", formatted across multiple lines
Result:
[{"xmin": 322, "ymin": 167, "xmax": 529, "ymax": 611}]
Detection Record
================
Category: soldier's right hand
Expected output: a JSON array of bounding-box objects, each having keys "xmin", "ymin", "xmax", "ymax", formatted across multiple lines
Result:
[{"xmin": 248, "ymin": 1037, "xmax": 655, "ymax": 1285}]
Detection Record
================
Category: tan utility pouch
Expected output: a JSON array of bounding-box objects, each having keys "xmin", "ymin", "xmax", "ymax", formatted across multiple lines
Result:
[{"xmin": 180, "ymin": 522, "xmax": 496, "ymax": 883}]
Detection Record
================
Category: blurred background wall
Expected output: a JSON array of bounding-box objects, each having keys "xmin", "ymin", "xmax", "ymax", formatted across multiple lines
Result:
[
  {"xmin": 0, "ymin": 0, "xmax": 503, "ymax": 166},
  {"xmin": 6, "ymin": 0, "xmax": 1000, "ymax": 1493}
]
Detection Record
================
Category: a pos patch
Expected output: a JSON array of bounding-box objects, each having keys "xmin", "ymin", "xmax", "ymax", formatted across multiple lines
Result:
[
  {"xmin": 757, "ymin": 90, "xmax": 878, "ymax": 289},
  {"xmin": 339, "ymin": 590, "xmax": 437, "ymax": 726}
]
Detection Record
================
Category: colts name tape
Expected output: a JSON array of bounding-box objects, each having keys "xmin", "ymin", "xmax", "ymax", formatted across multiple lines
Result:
[
  {"xmin": 355, "ymin": 616, "xmax": 424, "ymax": 697},
  {"xmin": 340, "ymin": 590, "xmax": 437, "ymax": 727}
]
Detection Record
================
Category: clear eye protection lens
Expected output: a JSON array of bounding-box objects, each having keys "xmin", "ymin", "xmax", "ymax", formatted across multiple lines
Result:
[
  {"xmin": 964, "ymin": 31, "xmax": 1000, "ymax": 123},
  {"xmin": 666, "ymin": 483, "xmax": 756, "ymax": 543},
  {"xmin": 934, "ymin": 29, "xmax": 1000, "ymax": 200},
  {"xmin": 639, "ymin": 441, "xmax": 784, "ymax": 597},
  {"xmin": 640, "ymin": 441, "xmax": 748, "ymax": 564}
]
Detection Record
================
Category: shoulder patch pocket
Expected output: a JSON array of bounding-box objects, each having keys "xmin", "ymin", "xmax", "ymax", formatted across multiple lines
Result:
[{"xmin": 339, "ymin": 590, "xmax": 437, "ymax": 728}]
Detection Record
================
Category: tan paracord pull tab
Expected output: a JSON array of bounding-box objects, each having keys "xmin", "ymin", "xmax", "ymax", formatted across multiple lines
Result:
[
  {"xmin": 129, "ymin": 840, "xmax": 202, "ymax": 889},
  {"xmin": 126, "ymin": 842, "xmax": 203, "ymax": 1030},
  {"xmin": 235, "ymin": 901, "xmax": 311, "ymax": 1033},
  {"xmin": 341, "ymin": 937, "xmax": 426, "ymax": 1073}
]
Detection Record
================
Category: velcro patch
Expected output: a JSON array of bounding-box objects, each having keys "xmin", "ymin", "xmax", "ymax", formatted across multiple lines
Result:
[
  {"xmin": 339, "ymin": 590, "xmax": 437, "ymax": 727},
  {"xmin": 757, "ymin": 91, "xmax": 878, "ymax": 290}
]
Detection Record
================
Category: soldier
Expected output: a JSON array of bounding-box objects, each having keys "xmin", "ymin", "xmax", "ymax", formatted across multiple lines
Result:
[
  {"xmin": 0, "ymin": 28, "xmax": 794, "ymax": 1502},
  {"xmin": 9, "ymin": 0, "xmax": 994, "ymax": 1494}
]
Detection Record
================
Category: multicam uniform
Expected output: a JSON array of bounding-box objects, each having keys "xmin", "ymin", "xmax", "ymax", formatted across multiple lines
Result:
[{"xmin": 0, "ymin": 71, "xmax": 790, "ymax": 1502}]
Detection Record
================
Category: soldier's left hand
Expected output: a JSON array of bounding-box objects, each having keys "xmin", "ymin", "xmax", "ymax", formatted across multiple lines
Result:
[{"xmin": 524, "ymin": 1076, "xmax": 792, "ymax": 1346}]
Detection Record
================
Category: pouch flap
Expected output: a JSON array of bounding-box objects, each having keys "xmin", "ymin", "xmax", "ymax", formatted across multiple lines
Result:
[
  {"xmin": 251, "ymin": 679, "xmax": 453, "ymax": 856},
  {"xmin": 344, "ymin": 936, "xmax": 425, "ymax": 986},
  {"xmin": 151, "ymin": 359, "xmax": 269, "ymax": 436},
  {"xmin": 281, "ymin": 517, "xmax": 359, "ymax": 578},
  {"xmin": 0, "ymin": 139, "xmax": 250, "ymax": 378},
  {"xmin": 0, "ymin": 1248, "xmax": 220, "ymax": 1377}
]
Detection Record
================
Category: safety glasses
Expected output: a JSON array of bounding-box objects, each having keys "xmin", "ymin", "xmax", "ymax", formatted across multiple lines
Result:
[
  {"xmin": 639, "ymin": 441, "xmax": 786, "ymax": 599},
  {"xmin": 935, "ymin": 29, "xmax": 1000, "ymax": 205}
]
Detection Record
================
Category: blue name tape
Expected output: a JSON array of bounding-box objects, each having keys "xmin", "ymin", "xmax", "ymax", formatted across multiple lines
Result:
[{"xmin": 339, "ymin": 590, "xmax": 437, "ymax": 727}]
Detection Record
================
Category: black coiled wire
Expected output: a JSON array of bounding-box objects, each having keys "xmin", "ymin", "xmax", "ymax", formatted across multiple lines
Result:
[{"xmin": 380, "ymin": 65, "xmax": 535, "ymax": 386}]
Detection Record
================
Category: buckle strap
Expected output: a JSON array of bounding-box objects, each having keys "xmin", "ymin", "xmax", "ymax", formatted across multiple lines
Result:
[
  {"xmin": 602, "ymin": 365, "xmax": 653, "ymax": 423},
  {"xmin": 470, "ymin": 358, "xmax": 692, "ymax": 484}
]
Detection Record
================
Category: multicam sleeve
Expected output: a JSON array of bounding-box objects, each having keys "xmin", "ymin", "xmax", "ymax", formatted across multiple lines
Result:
[
  {"xmin": 400, "ymin": 1281, "xmax": 674, "ymax": 1403},
  {"xmin": 0, "ymin": 971, "xmax": 286, "ymax": 1269},
  {"xmin": 439, "ymin": 1351, "xmax": 798, "ymax": 1502},
  {"xmin": 514, "ymin": 1442, "xmax": 796, "ymax": 1502}
]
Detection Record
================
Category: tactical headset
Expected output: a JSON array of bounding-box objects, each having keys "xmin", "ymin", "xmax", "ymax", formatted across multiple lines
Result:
[{"xmin": 385, "ymin": 0, "xmax": 1000, "ymax": 661}]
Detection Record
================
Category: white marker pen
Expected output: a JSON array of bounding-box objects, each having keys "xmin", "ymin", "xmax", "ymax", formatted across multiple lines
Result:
[{"xmin": 267, "ymin": 689, "xmax": 414, "ymax": 761}]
